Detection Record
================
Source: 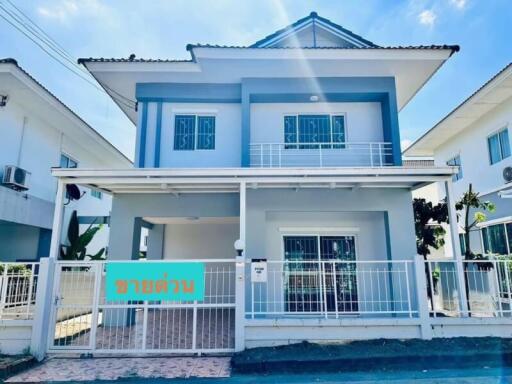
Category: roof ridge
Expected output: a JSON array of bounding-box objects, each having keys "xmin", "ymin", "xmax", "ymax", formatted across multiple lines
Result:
[{"xmin": 250, "ymin": 11, "xmax": 379, "ymax": 48}]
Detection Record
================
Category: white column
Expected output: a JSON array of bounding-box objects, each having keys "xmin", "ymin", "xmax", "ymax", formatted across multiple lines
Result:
[
  {"xmin": 30, "ymin": 257, "xmax": 55, "ymax": 360},
  {"xmin": 49, "ymin": 179, "xmax": 66, "ymax": 259},
  {"xmin": 445, "ymin": 179, "xmax": 469, "ymax": 316},
  {"xmin": 235, "ymin": 181, "xmax": 246, "ymax": 351},
  {"xmin": 414, "ymin": 255, "xmax": 433, "ymax": 339}
]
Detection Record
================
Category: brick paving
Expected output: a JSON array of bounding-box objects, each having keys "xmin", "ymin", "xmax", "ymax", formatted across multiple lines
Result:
[{"xmin": 6, "ymin": 356, "xmax": 231, "ymax": 382}]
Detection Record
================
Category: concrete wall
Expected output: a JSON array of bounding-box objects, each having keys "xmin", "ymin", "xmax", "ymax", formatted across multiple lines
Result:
[
  {"xmin": 246, "ymin": 188, "xmax": 416, "ymax": 261},
  {"xmin": 0, "ymin": 321, "xmax": 32, "ymax": 354},
  {"xmin": 432, "ymin": 97, "xmax": 512, "ymax": 201},
  {"xmin": 109, "ymin": 193, "xmax": 239, "ymax": 260},
  {"xmin": 0, "ymin": 83, "xmax": 122, "ymax": 261},
  {"xmin": 163, "ymin": 223, "xmax": 238, "ymax": 260},
  {"xmin": 140, "ymin": 102, "xmax": 242, "ymax": 168},
  {"xmin": 0, "ymin": 222, "xmax": 40, "ymax": 262}
]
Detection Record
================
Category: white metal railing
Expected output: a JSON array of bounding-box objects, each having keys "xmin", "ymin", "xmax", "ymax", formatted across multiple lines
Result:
[
  {"xmin": 0, "ymin": 262, "xmax": 39, "ymax": 320},
  {"xmin": 249, "ymin": 142, "xmax": 394, "ymax": 168},
  {"xmin": 246, "ymin": 260, "xmax": 417, "ymax": 319},
  {"xmin": 49, "ymin": 260, "xmax": 236, "ymax": 354},
  {"xmin": 426, "ymin": 259, "xmax": 512, "ymax": 317}
]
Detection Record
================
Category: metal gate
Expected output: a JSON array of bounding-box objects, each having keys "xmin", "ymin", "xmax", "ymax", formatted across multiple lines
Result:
[{"xmin": 47, "ymin": 260, "xmax": 236, "ymax": 354}]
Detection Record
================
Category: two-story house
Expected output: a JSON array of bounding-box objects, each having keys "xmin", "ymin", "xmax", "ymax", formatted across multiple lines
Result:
[
  {"xmin": 405, "ymin": 62, "xmax": 512, "ymax": 258},
  {"xmin": 47, "ymin": 13, "xmax": 463, "ymax": 353},
  {"xmin": 0, "ymin": 58, "xmax": 131, "ymax": 262}
]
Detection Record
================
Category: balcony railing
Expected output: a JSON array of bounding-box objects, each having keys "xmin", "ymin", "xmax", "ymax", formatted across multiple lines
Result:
[{"xmin": 249, "ymin": 142, "xmax": 393, "ymax": 168}]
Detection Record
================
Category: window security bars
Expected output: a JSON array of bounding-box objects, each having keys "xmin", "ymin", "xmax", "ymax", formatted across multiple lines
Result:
[{"xmin": 174, "ymin": 115, "xmax": 215, "ymax": 151}]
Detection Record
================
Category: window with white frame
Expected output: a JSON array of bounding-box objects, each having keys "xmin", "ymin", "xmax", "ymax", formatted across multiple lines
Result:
[
  {"xmin": 173, "ymin": 115, "xmax": 215, "ymax": 150},
  {"xmin": 284, "ymin": 114, "xmax": 345, "ymax": 149},
  {"xmin": 60, "ymin": 154, "xmax": 78, "ymax": 168},
  {"xmin": 481, "ymin": 222, "xmax": 512, "ymax": 255},
  {"xmin": 446, "ymin": 154, "xmax": 463, "ymax": 182},
  {"xmin": 488, "ymin": 128, "xmax": 511, "ymax": 165}
]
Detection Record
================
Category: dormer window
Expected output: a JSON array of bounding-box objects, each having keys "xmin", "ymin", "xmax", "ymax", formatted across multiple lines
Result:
[{"xmin": 174, "ymin": 115, "xmax": 215, "ymax": 151}]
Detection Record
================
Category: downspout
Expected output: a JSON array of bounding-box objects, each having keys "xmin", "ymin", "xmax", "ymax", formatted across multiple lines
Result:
[{"xmin": 16, "ymin": 116, "xmax": 28, "ymax": 167}]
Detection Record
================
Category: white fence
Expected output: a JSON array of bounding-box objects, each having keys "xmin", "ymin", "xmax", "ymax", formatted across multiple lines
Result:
[
  {"xmin": 0, "ymin": 262, "xmax": 39, "ymax": 320},
  {"xmin": 246, "ymin": 260, "xmax": 417, "ymax": 318},
  {"xmin": 426, "ymin": 259, "xmax": 512, "ymax": 317},
  {"xmin": 48, "ymin": 260, "xmax": 236, "ymax": 354},
  {"xmin": 249, "ymin": 142, "xmax": 393, "ymax": 168}
]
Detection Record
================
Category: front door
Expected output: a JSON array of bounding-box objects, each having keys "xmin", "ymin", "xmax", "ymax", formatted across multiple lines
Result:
[{"xmin": 283, "ymin": 235, "xmax": 357, "ymax": 314}]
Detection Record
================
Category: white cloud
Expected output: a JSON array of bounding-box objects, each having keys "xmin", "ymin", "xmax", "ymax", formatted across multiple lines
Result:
[
  {"xmin": 401, "ymin": 139, "xmax": 413, "ymax": 151},
  {"xmin": 418, "ymin": 9, "xmax": 437, "ymax": 26},
  {"xmin": 38, "ymin": 0, "xmax": 110, "ymax": 24},
  {"xmin": 450, "ymin": 0, "xmax": 467, "ymax": 9}
]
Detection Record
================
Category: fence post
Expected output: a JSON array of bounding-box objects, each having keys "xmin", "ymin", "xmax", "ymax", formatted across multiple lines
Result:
[
  {"xmin": 414, "ymin": 255, "xmax": 433, "ymax": 340},
  {"xmin": 235, "ymin": 181, "xmax": 246, "ymax": 352},
  {"xmin": 30, "ymin": 257, "xmax": 55, "ymax": 361}
]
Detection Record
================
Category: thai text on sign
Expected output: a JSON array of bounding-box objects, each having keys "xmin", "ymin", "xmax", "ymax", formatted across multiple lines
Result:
[{"xmin": 106, "ymin": 262, "xmax": 205, "ymax": 301}]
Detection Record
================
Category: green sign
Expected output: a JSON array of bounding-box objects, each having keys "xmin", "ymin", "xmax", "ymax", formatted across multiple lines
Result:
[{"xmin": 106, "ymin": 262, "xmax": 205, "ymax": 302}]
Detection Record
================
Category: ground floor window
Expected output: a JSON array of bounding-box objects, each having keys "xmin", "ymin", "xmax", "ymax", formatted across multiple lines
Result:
[
  {"xmin": 481, "ymin": 222, "xmax": 512, "ymax": 256},
  {"xmin": 283, "ymin": 235, "xmax": 357, "ymax": 313}
]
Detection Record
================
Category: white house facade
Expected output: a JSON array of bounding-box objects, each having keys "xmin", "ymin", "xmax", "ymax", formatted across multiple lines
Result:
[
  {"xmin": 4, "ymin": 13, "xmax": 510, "ymax": 359},
  {"xmin": 0, "ymin": 58, "xmax": 132, "ymax": 262},
  {"xmin": 405, "ymin": 62, "xmax": 512, "ymax": 258}
]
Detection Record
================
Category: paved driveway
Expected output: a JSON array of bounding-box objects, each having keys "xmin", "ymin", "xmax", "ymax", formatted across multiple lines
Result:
[{"xmin": 5, "ymin": 357, "xmax": 230, "ymax": 382}]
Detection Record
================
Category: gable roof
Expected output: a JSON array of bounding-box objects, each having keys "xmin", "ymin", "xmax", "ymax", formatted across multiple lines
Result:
[
  {"xmin": 404, "ymin": 62, "xmax": 512, "ymax": 157},
  {"xmin": 0, "ymin": 58, "xmax": 132, "ymax": 165},
  {"xmin": 250, "ymin": 12, "xmax": 378, "ymax": 48}
]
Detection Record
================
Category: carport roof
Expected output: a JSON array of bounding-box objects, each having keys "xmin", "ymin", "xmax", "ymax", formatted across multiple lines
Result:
[{"xmin": 51, "ymin": 167, "xmax": 457, "ymax": 194}]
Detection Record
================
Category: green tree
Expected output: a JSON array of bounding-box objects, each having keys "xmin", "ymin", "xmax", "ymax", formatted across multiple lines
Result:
[
  {"xmin": 455, "ymin": 183, "xmax": 495, "ymax": 260},
  {"xmin": 60, "ymin": 210, "xmax": 106, "ymax": 261},
  {"xmin": 413, "ymin": 198, "xmax": 448, "ymax": 259}
]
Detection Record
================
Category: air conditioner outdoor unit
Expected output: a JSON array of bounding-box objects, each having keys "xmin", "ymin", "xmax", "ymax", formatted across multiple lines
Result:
[
  {"xmin": 2, "ymin": 165, "xmax": 30, "ymax": 191},
  {"xmin": 504, "ymin": 166, "xmax": 512, "ymax": 183}
]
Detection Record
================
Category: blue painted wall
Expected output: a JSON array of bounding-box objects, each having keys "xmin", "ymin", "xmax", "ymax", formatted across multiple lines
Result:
[{"xmin": 135, "ymin": 77, "xmax": 402, "ymax": 168}]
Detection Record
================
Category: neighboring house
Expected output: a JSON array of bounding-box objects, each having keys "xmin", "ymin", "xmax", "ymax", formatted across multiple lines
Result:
[
  {"xmin": 405, "ymin": 62, "xmax": 512, "ymax": 258},
  {"xmin": 47, "ymin": 13, "xmax": 465, "ymax": 352},
  {"xmin": 0, "ymin": 58, "xmax": 132, "ymax": 262}
]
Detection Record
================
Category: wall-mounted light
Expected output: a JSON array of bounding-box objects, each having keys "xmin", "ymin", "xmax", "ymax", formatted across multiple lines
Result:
[
  {"xmin": 309, "ymin": 95, "xmax": 319, "ymax": 102},
  {"xmin": 0, "ymin": 95, "xmax": 8, "ymax": 107}
]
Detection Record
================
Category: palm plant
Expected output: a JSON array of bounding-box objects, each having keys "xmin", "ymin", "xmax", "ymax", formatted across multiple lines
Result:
[{"xmin": 60, "ymin": 210, "xmax": 106, "ymax": 261}]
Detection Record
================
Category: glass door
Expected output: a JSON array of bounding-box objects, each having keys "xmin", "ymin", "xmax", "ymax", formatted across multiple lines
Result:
[
  {"xmin": 320, "ymin": 236, "xmax": 357, "ymax": 312},
  {"xmin": 283, "ymin": 235, "xmax": 357, "ymax": 314},
  {"xmin": 283, "ymin": 236, "xmax": 321, "ymax": 313}
]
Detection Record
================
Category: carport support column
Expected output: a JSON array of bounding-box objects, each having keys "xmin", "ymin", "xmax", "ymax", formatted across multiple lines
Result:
[
  {"xmin": 235, "ymin": 181, "xmax": 246, "ymax": 351},
  {"xmin": 445, "ymin": 179, "xmax": 469, "ymax": 316},
  {"xmin": 49, "ymin": 179, "xmax": 65, "ymax": 259}
]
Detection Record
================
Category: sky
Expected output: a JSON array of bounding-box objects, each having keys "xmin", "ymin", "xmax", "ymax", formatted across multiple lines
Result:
[{"xmin": 0, "ymin": 0, "xmax": 511, "ymax": 160}]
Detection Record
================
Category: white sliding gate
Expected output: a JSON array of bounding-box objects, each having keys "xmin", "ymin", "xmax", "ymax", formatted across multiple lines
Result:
[{"xmin": 47, "ymin": 260, "xmax": 236, "ymax": 355}]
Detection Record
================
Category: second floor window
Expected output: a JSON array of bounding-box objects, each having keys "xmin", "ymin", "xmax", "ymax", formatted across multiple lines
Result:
[
  {"xmin": 174, "ymin": 115, "xmax": 215, "ymax": 151},
  {"xmin": 60, "ymin": 154, "xmax": 78, "ymax": 168},
  {"xmin": 284, "ymin": 114, "xmax": 345, "ymax": 149},
  {"xmin": 488, "ymin": 128, "xmax": 510, "ymax": 165},
  {"xmin": 446, "ymin": 154, "xmax": 463, "ymax": 182}
]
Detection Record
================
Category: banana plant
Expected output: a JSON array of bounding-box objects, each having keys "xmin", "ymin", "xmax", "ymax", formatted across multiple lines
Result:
[{"xmin": 60, "ymin": 210, "xmax": 106, "ymax": 261}]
